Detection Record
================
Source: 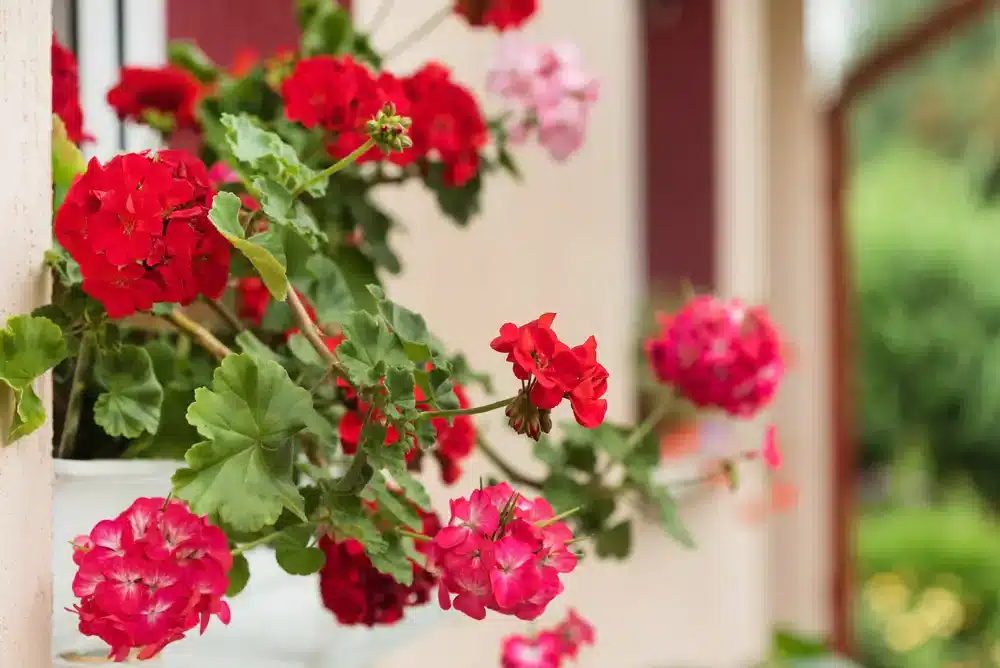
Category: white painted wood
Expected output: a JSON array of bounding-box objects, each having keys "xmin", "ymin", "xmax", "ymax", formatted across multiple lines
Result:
[
  {"xmin": 122, "ymin": 0, "xmax": 166, "ymax": 152},
  {"xmin": 77, "ymin": 0, "xmax": 122, "ymax": 160},
  {"xmin": 766, "ymin": 0, "xmax": 835, "ymax": 637},
  {"xmin": 0, "ymin": 3, "xmax": 55, "ymax": 666}
]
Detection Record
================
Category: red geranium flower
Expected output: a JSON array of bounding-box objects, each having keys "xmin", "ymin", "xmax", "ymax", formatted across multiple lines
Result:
[
  {"xmin": 326, "ymin": 71, "xmax": 417, "ymax": 166},
  {"xmin": 455, "ymin": 0, "xmax": 538, "ymax": 31},
  {"xmin": 52, "ymin": 35, "xmax": 88, "ymax": 143},
  {"xmin": 404, "ymin": 64, "xmax": 488, "ymax": 186},
  {"xmin": 432, "ymin": 483, "xmax": 577, "ymax": 621},
  {"xmin": 107, "ymin": 66, "xmax": 202, "ymax": 130},
  {"xmin": 645, "ymin": 295, "xmax": 784, "ymax": 417},
  {"xmin": 281, "ymin": 55, "xmax": 380, "ymax": 133},
  {"xmin": 319, "ymin": 496, "xmax": 441, "ymax": 626},
  {"xmin": 69, "ymin": 497, "xmax": 231, "ymax": 662},
  {"xmin": 492, "ymin": 314, "xmax": 608, "ymax": 439},
  {"xmin": 54, "ymin": 150, "xmax": 230, "ymax": 318}
]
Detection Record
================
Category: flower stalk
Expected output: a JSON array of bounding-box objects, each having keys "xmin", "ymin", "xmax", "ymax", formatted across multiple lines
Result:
[
  {"xmin": 417, "ymin": 395, "xmax": 516, "ymax": 421},
  {"xmin": 56, "ymin": 332, "xmax": 96, "ymax": 459},
  {"xmin": 164, "ymin": 308, "xmax": 233, "ymax": 360}
]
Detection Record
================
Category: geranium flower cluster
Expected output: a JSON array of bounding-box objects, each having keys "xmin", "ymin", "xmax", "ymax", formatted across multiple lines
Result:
[
  {"xmin": 501, "ymin": 609, "xmax": 596, "ymax": 668},
  {"xmin": 107, "ymin": 65, "xmax": 202, "ymax": 131},
  {"xmin": 487, "ymin": 34, "xmax": 599, "ymax": 161},
  {"xmin": 432, "ymin": 483, "xmax": 578, "ymax": 621},
  {"xmin": 454, "ymin": 0, "xmax": 538, "ymax": 31},
  {"xmin": 280, "ymin": 56, "xmax": 487, "ymax": 186},
  {"xmin": 319, "ymin": 499, "xmax": 441, "ymax": 626},
  {"xmin": 69, "ymin": 497, "xmax": 232, "ymax": 662},
  {"xmin": 54, "ymin": 150, "xmax": 231, "ymax": 317},
  {"xmin": 492, "ymin": 313, "xmax": 608, "ymax": 439},
  {"xmin": 336, "ymin": 357, "xmax": 477, "ymax": 485},
  {"xmin": 645, "ymin": 295, "xmax": 784, "ymax": 417},
  {"xmin": 52, "ymin": 35, "xmax": 88, "ymax": 144}
]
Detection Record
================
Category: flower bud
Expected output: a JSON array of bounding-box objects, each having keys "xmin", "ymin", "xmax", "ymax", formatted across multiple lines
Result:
[
  {"xmin": 505, "ymin": 389, "xmax": 552, "ymax": 441},
  {"xmin": 366, "ymin": 103, "xmax": 414, "ymax": 156}
]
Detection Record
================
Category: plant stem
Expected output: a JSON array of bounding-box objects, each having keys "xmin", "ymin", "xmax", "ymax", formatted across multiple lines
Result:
[
  {"xmin": 164, "ymin": 309, "xmax": 232, "ymax": 360},
  {"xmin": 231, "ymin": 528, "xmax": 300, "ymax": 556},
  {"xmin": 622, "ymin": 400, "xmax": 670, "ymax": 456},
  {"xmin": 364, "ymin": 0, "xmax": 395, "ymax": 33},
  {"xmin": 286, "ymin": 287, "xmax": 336, "ymax": 364},
  {"xmin": 201, "ymin": 295, "xmax": 245, "ymax": 332},
  {"xmin": 333, "ymin": 406, "xmax": 374, "ymax": 492},
  {"xmin": 383, "ymin": 5, "xmax": 451, "ymax": 61},
  {"xmin": 398, "ymin": 528, "xmax": 432, "ymax": 542},
  {"xmin": 294, "ymin": 139, "xmax": 376, "ymax": 197},
  {"xmin": 476, "ymin": 436, "xmax": 544, "ymax": 490},
  {"xmin": 56, "ymin": 333, "xmax": 96, "ymax": 459},
  {"xmin": 418, "ymin": 396, "xmax": 516, "ymax": 421}
]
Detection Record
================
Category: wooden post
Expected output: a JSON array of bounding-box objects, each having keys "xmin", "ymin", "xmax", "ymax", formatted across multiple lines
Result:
[{"xmin": 0, "ymin": 3, "xmax": 54, "ymax": 667}]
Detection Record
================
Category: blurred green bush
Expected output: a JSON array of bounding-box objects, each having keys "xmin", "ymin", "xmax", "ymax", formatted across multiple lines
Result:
[
  {"xmin": 853, "ymin": 143, "xmax": 1000, "ymax": 504},
  {"xmin": 855, "ymin": 499, "xmax": 1000, "ymax": 667}
]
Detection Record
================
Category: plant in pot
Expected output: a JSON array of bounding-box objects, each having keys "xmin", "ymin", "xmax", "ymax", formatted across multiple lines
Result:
[{"xmin": 8, "ymin": 1, "xmax": 787, "ymax": 665}]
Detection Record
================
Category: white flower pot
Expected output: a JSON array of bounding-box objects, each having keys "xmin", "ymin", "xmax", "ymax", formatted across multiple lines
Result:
[{"xmin": 52, "ymin": 459, "xmax": 443, "ymax": 667}]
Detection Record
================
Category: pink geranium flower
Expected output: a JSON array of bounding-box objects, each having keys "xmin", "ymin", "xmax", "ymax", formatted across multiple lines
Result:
[{"xmin": 487, "ymin": 34, "xmax": 599, "ymax": 161}]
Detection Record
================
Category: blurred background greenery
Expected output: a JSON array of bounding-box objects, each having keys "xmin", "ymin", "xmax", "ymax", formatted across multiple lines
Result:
[{"xmin": 849, "ymin": 1, "xmax": 1000, "ymax": 666}]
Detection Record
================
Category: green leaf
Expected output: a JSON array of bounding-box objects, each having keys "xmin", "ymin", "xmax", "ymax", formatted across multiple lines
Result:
[
  {"xmin": 305, "ymin": 255, "xmax": 355, "ymax": 324},
  {"xmin": 222, "ymin": 113, "xmax": 326, "ymax": 197},
  {"xmin": 337, "ymin": 310, "xmax": 410, "ymax": 388},
  {"xmin": 44, "ymin": 243, "xmax": 82, "ymax": 288},
  {"xmin": 564, "ymin": 441, "xmax": 597, "ymax": 474},
  {"xmin": 423, "ymin": 161, "xmax": 483, "ymax": 226},
  {"xmin": 287, "ymin": 333, "xmax": 324, "ymax": 368},
  {"xmin": 367, "ymin": 473, "xmax": 422, "ymax": 530},
  {"xmin": 773, "ymin": 629, "xmax": 831, "ymax": 658},
  {"xmin": 276, "ymin": 545, "xmax": 327, "ymax": 575},
  {"xmin": 650, "ymin": 486, "xmax": 695, "ymax": 549},
  {"xmin": 0, "ymin": 315, "xmax": 68, "ymax": 442},
  {"xmin": 234, "ymin": 330, "xmax": 284, "ymax": 365},
  {"xmin": 413, "ymin": 367, "xmax": 459, "ymax": 412},
  {"xmin": 254, "ymin": 177, "xmax": 324, "ymax": 246},
  {"xmin": 297, "ymin": 0, "xmax": 354, "ymax": 57},
  {"xmin": 227, "ymin": 554, "xmax": 251, "ymax": 596},
  {"xmin": 384, "ymin": 366, "xmax": 416, "ymax": 418},
  {"xmin": 93, "ymin": 345, "xmax": 164, "ymax": 439},
  {"xmin": 172, "ymin": 354, "xmax": 313, "ymax": 532},
  {"xmin": 533, "ymin": 437, "xmax": 565, "ymax": 468},
  {"xmin": 208, "ymin": 192, "xmax": 288, "ymax": 300},
  {"xmin": 52, "ymin": 115, "xmax": 86, "ymax": 210},
  {"xmin": 361, "ymin": 420, "xmax": 409, "ymax": 474},
  {"xmin": 596, "ymin": 520, "xmax": 632, "ymax": 559},
  {"xmin": 390, "ymin": 470, "xmax": 432, "ymax": 511},
  {"xmin": 369, "ymin": 286, "xmax": 433, "ymax": 363},
  {"xmin": 167, "ymin": 41, "xmax": 219, "ymax": 83},
  {"xmin": 367, "ymin": 540, "xmax": 413, "ymax": 586},
  {"xmin": 324, "ymin": 492, "xmax": 387, "ymax": 553},
  {"xmin": 542, "ymin": 473, "xmax": 588, "ymax": 515}
]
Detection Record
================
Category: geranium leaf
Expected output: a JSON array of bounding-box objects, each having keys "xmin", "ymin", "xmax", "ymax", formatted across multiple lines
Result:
[
  {"xmin": 52, "ymin": 115, "xmax": 85, "ymax": 210},
  {"xmin": 172, "ymin": 354, "xmax": 314, "ymax": 532},
  {"xmin": 304, "ymin": 254, "xmax": 354, "ymax": 324},
  {"xmin": 595, "ymin": 520, "xmax": 632, "ymax": 559},
  {"xmin": 297, "ymin": 0, "xmax": 354, "ymax": 57},
  {"xmin": 422, "ymin": 161, "xmax": 483, "ymax": 227},
  {"xmin": 368, "ymin": 286, "xmax": 433, "ymax": 363},
  {"xmin": 253, "ymin": 177, "xmax": 324, "ymax": 247},
  {"xmin": 367, "ymin": 539, "xmax": 413, "ymax": 586},
  {"xmin": 275, "ymin": 545, "xmax": 327, "ymax": 575},
  {"xmin": 366, "ymin": 472, "xmax": 422, "ymax": 530},
  {"xmin": 221, "ymin": 113, "xmax": 326, "ymax": 197},
  {"xmin": 337, "ymin": 310, "xmax": 410, "ymax": 389},
  {"xmin": 226, "ymin": 554, "xmax": 250, "ymax": 597},
  {"xmin": 208, "ymin": 192, "xmax": 289, "ymax": 300},
  {"xmin": 650, "ymin": 485, "xmax": 695, "ymax": 549},
  {"xmin": 93, "ymin": 345, "xmax": 164, "ymax": 439},
  {"xmin": 389, "ymin": 469, "xmax": 432, "ymax": 511},
  {"xmin": 0, "ymin": 315, "xmax": 67, "ymax": 443},
  {"xmin": 167, "ymin": 40, "xmax": 219, "ymax": 83}
]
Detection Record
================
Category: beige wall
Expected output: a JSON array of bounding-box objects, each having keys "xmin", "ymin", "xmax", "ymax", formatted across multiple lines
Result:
[
  {"xmin": 0, "ymin": 4, "xmax": 55, "ymax": 666},
  {"xmin": 362, "ymin": 1, "xmax": 831, "ymax": 667}
]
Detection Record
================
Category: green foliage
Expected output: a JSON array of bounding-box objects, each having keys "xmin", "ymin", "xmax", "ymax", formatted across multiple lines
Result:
[
  {"xmin": 855, "ymin": 501, "xmax": 1000, "ymax": 668},
  {"xmin": 172, "ymin": 354, "xmax": 314, "ymax": 531},
  {"xmin": 92, "ymin": 345, "xmax": 163, "ymax": 439},
  {"xmin": 0, "ymin": 315, "xmax": 67, "ymax": 442},
  {"xmin": 208, "ymin": 192, "xmax": 289, "ymax": 300},
  {"xmin": 167, "ymin": 41, "xmax": 219, "ymax": 83},
  {"xmin": 52, "ymin": 115, "xmax": 86, "ymax": 210},
  {"xmin": 853, "ymin": 144, "xmax": 1000, "ymax": 502},
  {"xmin": 754, "ymin": 629, "xmax": 860, "ymax": 668}
]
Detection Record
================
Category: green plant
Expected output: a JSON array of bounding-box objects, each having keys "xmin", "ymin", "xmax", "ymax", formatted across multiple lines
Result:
[
  {"xmin": 855, "ymin": 499, "xmax": 1000, "ymax": 667},
  {"xmin": 852, "ymin": 143, "xmax": 1000, "ymax": 503}
]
